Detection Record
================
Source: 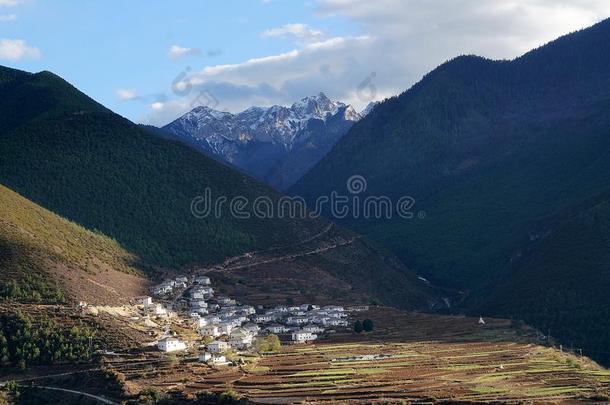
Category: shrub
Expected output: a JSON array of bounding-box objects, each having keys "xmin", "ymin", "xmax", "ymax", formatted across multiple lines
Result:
[{"xmin": 255, "ymin": 335, "xmax": 281, "ymax": 352}]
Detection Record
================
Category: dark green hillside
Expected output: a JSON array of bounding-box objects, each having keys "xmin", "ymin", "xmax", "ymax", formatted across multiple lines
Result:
[
  {"xmin": 0, "ymin": 66, "xmax": 324, "ymax": 269},
  {"xmin": 292, "ymin": 19, "xmax": 610, "ymax": 361},
  {"xmin": 479, "ymin": 193, "xmax": 610, "ymax": 364},
  {"xmin": 292, "ymin": 18, "xmax": 610, "ymax": 286},
  {"xmin": 0, "ymin": 65, "xmax": 431, "ymax": 312}
]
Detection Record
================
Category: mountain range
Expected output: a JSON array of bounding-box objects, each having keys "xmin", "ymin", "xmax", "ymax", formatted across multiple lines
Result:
[
  {"xmin": 292, "ymin": 18, "xmax": 610, "ymax": 363},
  {"xmin": 2, "ymin": 16, "xmax": 610, "ymax": 367},
  {"xmin": 163, "ymin": 93, "xmax": 366, "ymax": 190},
  {"xmin": 0, "ymin": 65, "xmax": 431, "ymax": 310}
]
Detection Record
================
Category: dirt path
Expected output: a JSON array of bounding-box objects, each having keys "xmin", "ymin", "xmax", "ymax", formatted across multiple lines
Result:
[
  {"xmin": 212, "ymin": 223, "xmax": 336, "ymax": 269},
  {"xmin": 203, "ymin": 235, "xmax": 360, "ymax": 274},
  {"xmin": 0, "ymin": 367, "xmax": 103, "ymax": 387},
  {"xmin": 24, "ymin": 385, "xmax": 119, "ymax": 404}
]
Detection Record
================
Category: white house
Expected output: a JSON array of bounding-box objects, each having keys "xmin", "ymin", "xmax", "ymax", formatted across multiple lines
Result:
[
  {"xmin": 229, "ymin": 332, "xmax": 253, "ymax": 350},
  {"xmin": 218, "ymin": 323, "xmax": 233, "ymax": 335},
  {"xmin": 254, "ymin": 314, "xmax": 274, "ymax": 323},
  {"xmin": 207, "ymin": 340, "xmax": 230, "ymax": 353},
  {"xmin": 198, "ymin": 352, "xmax": 212, "ymax": 363},
  {"xmin": 192, "ymin": 291, "xmax": 205, "ymax": 300},
  {"xmin": 292, "ymin": 331, "xmax": 318, "ymax": 343},
  {"xmin": 323, "ymin": 318, "xmax": 348, "ymax": 327},
  {"xmin": 231, "ymin": 315, "xmax": 247, "ymax": 325},
  {"xmin": 200, "ymin": 287, "xmax": 214, "ymax": 296},
  {"xmin": 265, "ymin": 324, "xmax": 290, "ymax": 334},
  {"xmin": 219, "ymin": 308, "xmax": 237, "ymax": 318},
  {"xmin": 302, "ymin": 325, "xmax": 325, "ymax": 333},
  {"xmin": 150, "ymin": 284, "xmax": 172, "ymax": 296},
  {"xmin": 194, "ymin": 275, "xmax": 211, "ymax": 285},
  {"xmin": 175, "ymin": 275, "xmax": 188, "ymax": 284},
  {"xmin": 157, "ymin": 337, "xmax": 187, "ymax": 352},
  {"xmin": 210, "ymin": 354, "xmax": 228, "ymax": 365},
  {"xmin": 273, "ymin": 306, "xmax": 289, "ymax": 313},
  {"xmin": 286, "ymin": 316, "xmax": 308, "ymax": 326},
  {"xmin": 200, "ymin": 325, "xmax": 220, "ymax": 337},
  {"xmin": 190, "ymin": 300, "xmax": 208, "ymax": 309},
  {"xmin": 204, "ymin": 315, "xmax": 221, "ymax": 324},
  {"xmin": 238, "ymin": 306, "xmax": 256, "ymax": 316},
  {"xmin": 135, "ymin": 296, "xmax": 153, "ymax": 307},
  {"xmin": 193, "ymin": 317, "xmax": 208, "ymax": 328},
  {"xmin": 150, "ymin": 304, "xmax": 168, "ymax": 316}
]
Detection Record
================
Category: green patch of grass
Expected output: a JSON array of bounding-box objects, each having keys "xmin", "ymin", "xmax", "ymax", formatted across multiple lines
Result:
[
  {"xmin": 471, "ymin": 386, "xmax": 508, "ymax": 394},
  {"xmin": 524, "ymin": 386, "xmax": 591, "ymax": 397}
]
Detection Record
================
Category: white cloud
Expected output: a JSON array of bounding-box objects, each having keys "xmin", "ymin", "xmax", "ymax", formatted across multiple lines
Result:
[
  {"xmin": 0, "ymin": 0, "xmax": 20, "ymax": 6},
  {"xmin": 145, "ymin": 0, "xmax": 610, "ymax": 125},
  {"xmin": 168, "ymin": 45, "xmax": 202, "ymax": 60},
  {"xmin": 261, "ymin": 23, "xmax": 325, "ymax": 43},
  {"xmin": 151, "ymin": 102, "xmax": 165, "ymax": 111},
  {"xmin": 0, "ymin": 14, "xmax": 16, "ymax": 21},
  {"xmin": 316, "ymin": 0, "xmax": 610, "ymax": 59},
  {"xmin": 116, "ymin": 89, "xmax": 138, "ymax": 101},
  {"xmin": 0, "ymin": 38, "xmax": 41, "ymax": 61}
]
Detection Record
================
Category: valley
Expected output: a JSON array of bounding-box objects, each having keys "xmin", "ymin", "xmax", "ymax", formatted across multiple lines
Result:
[{"xmin": 2, "ymin": 5, "xmax": 610, "ymax": 404}]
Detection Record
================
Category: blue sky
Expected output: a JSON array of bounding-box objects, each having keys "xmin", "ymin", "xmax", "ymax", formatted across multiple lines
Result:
[
  {"xmin": 3, "ymin": 0, "xmax": 610, "ymax": 126},
  {"xmin": 1, "ymin": 1, "xmax": 355, "ymax": 122}
]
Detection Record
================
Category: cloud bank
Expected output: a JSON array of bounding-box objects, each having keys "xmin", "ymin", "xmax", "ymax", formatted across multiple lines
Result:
[{"xmin": 145, "ymin": 0, "xmax": 610, "ymax": 125}]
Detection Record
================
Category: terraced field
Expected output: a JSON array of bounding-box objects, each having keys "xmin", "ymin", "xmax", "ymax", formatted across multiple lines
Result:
[{"xmin": 115, "ymin": 308, "xmax": 610, "ymax": 404}]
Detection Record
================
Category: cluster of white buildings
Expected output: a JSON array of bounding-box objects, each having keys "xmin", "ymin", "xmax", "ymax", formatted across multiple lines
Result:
[
  {"xmin": 196, "ymin": 301, "xmax": 350, "ymax": 345},
  {"xmin": 257, "ymin": 304, "xmax": 350, "ymax": 343},
  {"xmin": 148, "ymin": 273, "xmax": 358, "ymax": 361},
  {"xmin": 150, "ymin": 275, "xmax": 190, "ymax": 297},
  {"xmin": 134, "ymin": 295, "xmax": 174, "ymax": 318},
  {"xmin": 156, "ymin": 336, "xmax": 228, "ymax": 365}
]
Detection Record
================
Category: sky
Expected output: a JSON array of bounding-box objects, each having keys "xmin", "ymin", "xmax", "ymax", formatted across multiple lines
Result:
[{"xmin": 2, "ymin": 0, "xmax": 610, "ymax": 126}]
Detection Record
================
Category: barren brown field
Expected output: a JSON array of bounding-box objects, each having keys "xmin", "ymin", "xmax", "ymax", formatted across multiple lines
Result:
[{"xmin": 111, "ymin": 308, "xmax": 610, "ymax": 404}]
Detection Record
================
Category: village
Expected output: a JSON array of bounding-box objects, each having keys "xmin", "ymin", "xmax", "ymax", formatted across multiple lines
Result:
[{"xmin": 125, "ymin": 274, "xmax": 368, "ymax": 366}]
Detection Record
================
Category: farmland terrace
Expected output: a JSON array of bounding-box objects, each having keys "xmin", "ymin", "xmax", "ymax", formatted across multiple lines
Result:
[{"xmin": 108, "ymin": 307, "xmax": 610, "ymax": 404}]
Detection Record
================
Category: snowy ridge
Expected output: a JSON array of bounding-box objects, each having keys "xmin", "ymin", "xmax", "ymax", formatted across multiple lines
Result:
[
  {"xmin": 162, "ymin": 92, "xmax": 362, "ymax": 189},
  {"xmin": 164, "ymin": 92, "xmax": 361, "ymax": 153}
]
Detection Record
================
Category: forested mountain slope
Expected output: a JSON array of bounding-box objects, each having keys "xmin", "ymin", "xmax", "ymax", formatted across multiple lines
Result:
[
  {"xmin": 0, "ymin": 65, "xmax": 433, "ymax": 309},
  {"xmin": 0, "ymin": 65, "xmax": 325, "ymax": 269},
  {"xmin": 291, "ymin": 19, "xmax": 610, "ymax": 361}
]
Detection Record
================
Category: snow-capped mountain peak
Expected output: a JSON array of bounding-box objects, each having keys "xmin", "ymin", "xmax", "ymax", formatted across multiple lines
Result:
[
  {"xmin": 163, "ymin": 93, "xmax": 363, "ymax": 189},
  {"xmin": 291, "ymin": 92, "xmax": 341, "ymax": 120}
]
